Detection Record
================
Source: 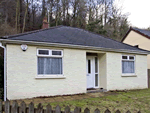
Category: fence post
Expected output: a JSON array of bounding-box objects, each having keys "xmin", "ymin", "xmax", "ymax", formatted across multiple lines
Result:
[
  {"xmin": 74, "ymin": 107, "xmax": 81, "ymax": 113},
  {"xmin": 37, "ymin": 103, "xmax": 43, "ymax": 113},
  {"xmin": 0, "ymin": 101, "xmax": 2, "ymax": 113},
  {"xmin": 5, "ymin": 101, "xmax": 10, "ymax": 113},
  {"xmin": 115, "ymin": 110, "xmax": 121, "ymax": 113},
  {"xmin": 29, "ymin": 102, "xmax": 34, "ymax": 113},
  {"xmin": 104, "ymin": 109, "xmax": 110, "ymax": 113},
  {"xmin": 94, "ymin": 108, "xmax": 100, "ymax": 113},
  {"xmin": 55, "ymin": 105, "xmax": 61, "ymax": 113},
  {"xmin": 64, "ymin": 106, "xmax": 70, "ymax": 113},
  {"xmin": 11, "ymin": 101, "xmax": 18, "ymax": 113},
  {"xmin": 46, "ymin": 104, "xmax": 52, "ymax": 113},
  {"xmin": 20, "ymin": 101, "xmax": 26, "ymax": 113},
  {"xmin": 84, "ymin": 108, "xmax": 90, "ymax": 113},
  {"xmin": 126, "ymin": 111, "xmax": 131, "ymax": 113}
]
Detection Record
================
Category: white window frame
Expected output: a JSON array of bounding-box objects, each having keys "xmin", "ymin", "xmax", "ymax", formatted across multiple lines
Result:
[
  {"xmin": 37, "ymin": 49, "xmax": 63, "ymax": 57},
  {"xmin": 36, "ymin": 49, "xmax": 65, "ymax": 78},
  {"xmin": 122, "ymin": 55, "xmax": 136, "ymax": 76}
]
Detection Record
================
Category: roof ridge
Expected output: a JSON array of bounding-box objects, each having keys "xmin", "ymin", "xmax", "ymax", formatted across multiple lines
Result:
[{"xmin": 1, "ymin": 25, "xmax": 64, "ymax": 39}]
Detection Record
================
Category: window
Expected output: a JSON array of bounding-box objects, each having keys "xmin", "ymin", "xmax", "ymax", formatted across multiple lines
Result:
[
  {"xmin": 38, "ymin": 50, "xmax": 49, "ymax": 55},
  {"xmin": 95, "ymin": 57, "xmax": 98, "ymax": 87},
  {"xmin": 37, "ymin": 49, "xmax": 63, "ymax": 75},
  {"xmin": 122, "ymin": 55, "xmax": 135, "ymax": 74},
  {"xmin": 88, "ymin": 60, "xmax": 91, "ymax": 74}
]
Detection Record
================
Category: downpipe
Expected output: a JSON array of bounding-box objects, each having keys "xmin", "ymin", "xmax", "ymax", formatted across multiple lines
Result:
[{"xmin": 0, "ymin": 42, "xmax": 6, "ymax": 101}]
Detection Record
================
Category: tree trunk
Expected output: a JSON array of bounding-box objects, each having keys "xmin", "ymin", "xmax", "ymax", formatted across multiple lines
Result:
[
  {"xmin": 22, "ymin": 1, "xmax": 29, "ymax": 33},
  {"xmin": 15, "ymin": 0, "xmax": 19, "ymax": 32},
  {"xmin": 4, "ymin": 9, "xmax": 8, "ymax": 24},
  {"xmin": 19, "ymin": 0, "xmax": 23, "ymax": 32},
  {"xmin": 55, "ymin": 0, "xmax": 59, "ymax": 26},
  {"xmin": 62, "ymin": 0, "xmax": 66, "ymax": 25}
]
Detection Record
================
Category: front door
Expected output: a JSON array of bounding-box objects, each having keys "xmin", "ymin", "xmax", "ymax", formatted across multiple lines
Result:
[{"xmin": 86, "ymin": 56, "xmax": 99, "ymax": 89}]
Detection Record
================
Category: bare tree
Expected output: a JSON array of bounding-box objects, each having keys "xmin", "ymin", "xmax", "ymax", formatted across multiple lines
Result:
[{"xmin": 22, "ymin": 0, "xmax": 29, "ymax": 33}]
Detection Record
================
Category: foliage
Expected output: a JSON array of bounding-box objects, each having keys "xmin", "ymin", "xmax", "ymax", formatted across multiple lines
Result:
[
  {"xmin": 0, "ymin": 0, "xmax": 129, "ymax": 41},
  {"xmin": 86, "ymin": 20, "xmax": 107, "ymax": 35}
]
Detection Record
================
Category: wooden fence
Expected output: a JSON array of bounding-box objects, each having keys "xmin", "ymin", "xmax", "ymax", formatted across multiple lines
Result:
[{"xmin": 0, "ymin": 101, "xmax": 141, "ymax": 113}]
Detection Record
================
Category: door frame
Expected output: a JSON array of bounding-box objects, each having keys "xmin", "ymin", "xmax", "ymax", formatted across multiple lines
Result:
[{"xmin": 86, "ymin": 56, "xmax": 99, "ymax": 88}]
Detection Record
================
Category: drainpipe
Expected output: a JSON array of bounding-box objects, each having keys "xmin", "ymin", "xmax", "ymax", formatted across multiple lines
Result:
[{"xmin": 0, "ymin": 42, "xmax": 6, "ymax": 101}]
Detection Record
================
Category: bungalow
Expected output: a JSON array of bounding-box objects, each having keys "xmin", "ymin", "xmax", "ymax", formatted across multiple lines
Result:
[{"xmin": 0, "ymin": 25, "xmax": 148, "ymax": 100}]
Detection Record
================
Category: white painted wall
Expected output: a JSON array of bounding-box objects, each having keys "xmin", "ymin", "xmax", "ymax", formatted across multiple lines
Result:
[
  {"xmin": 99, "ymin": 53, "xmax": 107, "ymax": 89},
  {"xmin": 106, "ymin": 52, "xmax": 148, "ymax": 90},
  {"xmin": 7, "ymin": 44, "xmax": 86, "ymax": 100},
  {"xmin": 6, "ymin": 44, "xmax": 148, "ymax": 99}
]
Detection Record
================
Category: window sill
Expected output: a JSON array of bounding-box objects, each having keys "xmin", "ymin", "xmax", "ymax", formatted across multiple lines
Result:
[
  {"xmin": 35, "ymin": 76, "xmax": 66, "ymax": 79},
  {"xmin": 121, "ymin": 74, "xmax": 137, "ymax": 77}
]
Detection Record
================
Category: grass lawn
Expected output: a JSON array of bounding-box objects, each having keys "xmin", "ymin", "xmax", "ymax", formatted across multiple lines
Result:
[
  {"xmin": 14, "ymin": 89, "xmax": 150, "ymax": 113},
  {"xmin": 44, "ymin": 89, "xmax": 150, "ymax": 113}
]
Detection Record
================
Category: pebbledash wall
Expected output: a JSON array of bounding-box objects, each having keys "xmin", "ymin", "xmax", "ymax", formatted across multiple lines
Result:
[
  {"xmin": 6, "ymin": 44, "xmax": 87, "ymax": 100},
  {"xmin": 106, "ymin": 52, "xmax": 147, "ymax": 90},
  {"xmin": 6, "ymin": 44, "xmax": 148, "ymax": 100}
]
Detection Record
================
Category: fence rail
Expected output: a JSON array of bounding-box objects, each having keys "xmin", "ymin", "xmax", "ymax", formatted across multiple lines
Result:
[{"xmin": 0, "ymin": 101, "xmax": 141, "ymax": 113}]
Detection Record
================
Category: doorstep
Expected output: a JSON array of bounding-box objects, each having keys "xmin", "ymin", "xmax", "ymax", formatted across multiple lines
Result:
[{"xmin": 87, "ymin": 88, "xmax": 107, "ymax": 93}]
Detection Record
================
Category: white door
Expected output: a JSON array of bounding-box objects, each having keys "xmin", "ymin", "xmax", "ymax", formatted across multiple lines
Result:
[
  {"xmin": 86, "ymin": 56, "xmax": 99, "ymax": 89},
  {"xmin": 86, "ymin": 57, "xmax": 94, "ymax": 88}
]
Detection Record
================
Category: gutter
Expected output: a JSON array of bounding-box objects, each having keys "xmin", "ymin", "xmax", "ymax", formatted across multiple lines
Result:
[
  {"xmin": 0, "ymin": 39, "xmax": 149, "ymax": 55},
  {"xmin": 0, "ymin": 42, "xmax": 6, "ymax": 101}
]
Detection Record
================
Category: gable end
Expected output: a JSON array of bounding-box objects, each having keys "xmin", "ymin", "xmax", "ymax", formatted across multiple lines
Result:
[{"xmin": 121, "ymin": 27, "xmax": 150, "ymax": 42}]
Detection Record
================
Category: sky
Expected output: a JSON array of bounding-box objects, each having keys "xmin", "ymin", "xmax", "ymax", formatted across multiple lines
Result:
[{"xmin": 114, "ymin": 0, "xmax": 150, "ymax": 28}]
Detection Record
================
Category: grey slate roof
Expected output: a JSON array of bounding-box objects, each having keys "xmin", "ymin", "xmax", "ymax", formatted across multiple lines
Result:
[{"xmin": 1, "ymin": 26, "xmax": 149, "ymax": 53}]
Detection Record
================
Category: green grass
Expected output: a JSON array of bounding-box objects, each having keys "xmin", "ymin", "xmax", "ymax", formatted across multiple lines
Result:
[
  {"xmin": 14, "ymin": 89, "xmax": 150, "ymax": 113},
  {"xmin": 40, "ymin": 89, "xmax": 150, "ymax": 113}
]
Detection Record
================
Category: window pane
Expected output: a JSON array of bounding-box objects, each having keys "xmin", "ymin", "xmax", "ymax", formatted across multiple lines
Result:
[
  {"xmin": 39, "ymin": 50, "xmax": 49, "ymax": 55},
  {"xmin": 95, "ymin": 74, "xmax": 98, "ymax": 87},
  {"xmin": 95, "ymin": 57, "xmax": 98, "ymax": 73},
  {"xmin": 122, "ymin": 61, "xmax": 134, "ymax": 73},
  {"xmin": 52, "ymin": 51, "xmax": 62, "ymax": 55},
  {"xmin": 129, "ymin": 56, "xmax": 134, "ymax": 60},
  {"xmin": 88, "ymin": 60, "xmax": 91, "ymax": 74},
  {"xmin": 122, "ymin": 56, "xmax": 127, "ymax": 59},
  {"xmin": 38, "ymin": 57, "xmax": 62, "ymax": 74}
]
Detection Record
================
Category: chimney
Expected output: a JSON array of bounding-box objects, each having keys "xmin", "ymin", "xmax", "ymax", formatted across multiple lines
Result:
[{"xmin": 42, "ymin": 17, "xmax": 49, "ymax": 29}]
